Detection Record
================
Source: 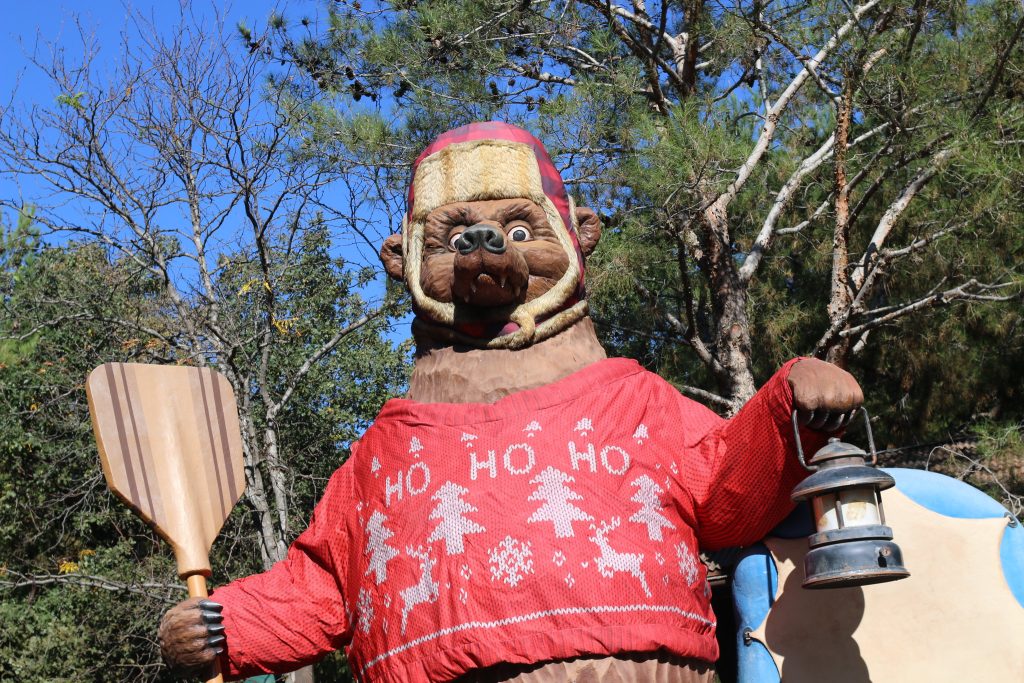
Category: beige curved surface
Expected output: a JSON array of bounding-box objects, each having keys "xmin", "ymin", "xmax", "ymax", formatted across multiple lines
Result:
[
  {"xmin": 752, "ymin": 487, "xmax": 1024, "ymax": 682},
  {"xmin": 87, "ymin": 363, "xmax": 246, "ymax": 577}
]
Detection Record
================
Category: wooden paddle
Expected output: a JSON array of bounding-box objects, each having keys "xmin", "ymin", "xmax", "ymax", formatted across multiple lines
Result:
[{"xmin": 86, "ymin": 363, "xmax": 247, "ymax": 683}]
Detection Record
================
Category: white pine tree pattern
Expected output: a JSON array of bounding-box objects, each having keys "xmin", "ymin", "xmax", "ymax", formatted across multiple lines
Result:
[
  {"xmin": 676, "ymin": 541, "xmax": 699, "ymax": 586},
  {"xmin": 364, "ymin": 510, "xmax": 400, "ymax": 585},
  {"xmin": 409, "ymin": 436, "xmax": 423, "ymax": 454},
  {"xmin": 527, "ymin": 466, "xmax": 593, "ymax": 538},
  {"xmin": 628, "ymin": 474, "xmax": 676, "ymax": 541},
  {"xmin": 370, "ymin": 456, "xmax": 381, "ymax": 473},
  {"xmin": 356, "ymin": 587, "xmax": 374, "ymax": 634},
  {"xmin": 632, "ymin": 423, "xmax": 649, "ymax": 444},
  {"xmin": 573, "ymin": 417, "xmax": 594, "ymax": 436},
  {"xmin": 426, "ymin": 481, "xmax": 486, "ymax": 555},
  {"xmin": 488, "ymin": 536, "xmax": 534, "ymax": 587}
]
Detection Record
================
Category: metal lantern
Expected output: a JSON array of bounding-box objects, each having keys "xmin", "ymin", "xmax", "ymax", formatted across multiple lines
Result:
[{"xmin": 790, "ymin": 408, "xmax": 910, "ymax": 589}]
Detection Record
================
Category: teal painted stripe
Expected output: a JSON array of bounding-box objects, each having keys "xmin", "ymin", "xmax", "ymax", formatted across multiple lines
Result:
[
  {"xmin": 733, "ymin": 544, "xmax": 781, "ymax": 683},
  {"xmin": 1001, "ymin": 517, "xmax": 1024, "ymax": 610},
  {"xmin": 886, "ymin": 467, "xmax": 1005, "ymax": 519}
]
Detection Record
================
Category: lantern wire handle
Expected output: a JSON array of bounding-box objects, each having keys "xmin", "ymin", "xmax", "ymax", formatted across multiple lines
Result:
[
  {"xmin": 793, "ymin": 407, "xmax": 877, "ymax": 470},
  {"xmin": 791, "ymin": 410, "xmax": 815, "ymax": 472},
  {"xmin": 861, "ymin": 406, "xmax": 878, "ymax": 466}
]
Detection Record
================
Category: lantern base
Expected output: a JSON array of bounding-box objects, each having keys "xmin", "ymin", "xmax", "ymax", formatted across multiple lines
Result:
[{"xmin": 802, "ymin": 537, "xmax": 910, "ymax": 589}]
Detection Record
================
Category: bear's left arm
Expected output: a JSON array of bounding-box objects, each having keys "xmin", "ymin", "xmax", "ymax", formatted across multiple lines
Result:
[{"xmin": 689, "ymin": 358, "xmax": 829, "ymax": 550}]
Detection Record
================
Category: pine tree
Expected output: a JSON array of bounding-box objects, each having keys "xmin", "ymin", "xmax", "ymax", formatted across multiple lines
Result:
[
  {"xmin": 426, "ymin": 482, "xmax": 485, "ymax": 555},
  {"xmin": 527, "ymin": 467, "xmax": 593, "ymax": 538},
  {"xmin": 629, "ymin": 475, "xmax": 675, "ymax": 541},
  {"xmin": 364, "ymin": 510, "xmax": 400, "ymax": 584}
]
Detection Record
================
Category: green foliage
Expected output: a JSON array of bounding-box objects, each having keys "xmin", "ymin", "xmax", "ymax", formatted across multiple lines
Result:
[
  {"xmin": 0, "ymin": 212, "xmax": 408, "ymax": 679},
  {"xmin": 2, "ymin": 0, "xmax": 1022, "ymax": 678},
  {"xmin": 55, "ymin": 92, "xmax": 85, "ymax": 112},
  {"xmin": 0, "ymin": 234, "xmax": 186, "ymax": 679}
]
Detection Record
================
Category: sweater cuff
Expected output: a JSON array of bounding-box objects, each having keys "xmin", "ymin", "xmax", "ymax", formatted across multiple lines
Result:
[{"xmin": 766, "ymin": 357, "xmax": 807, "ymax": 425}]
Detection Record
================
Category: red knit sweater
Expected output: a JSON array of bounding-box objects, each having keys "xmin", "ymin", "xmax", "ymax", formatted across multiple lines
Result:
[{"xmin": 213, "ymin": 358, "xmax": 819, "ymax": 681}]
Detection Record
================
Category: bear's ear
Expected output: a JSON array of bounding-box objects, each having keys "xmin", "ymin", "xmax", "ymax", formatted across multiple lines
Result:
[
  {"xmin": 574, "ymin": 207, "xmax": 602, "ymax": 257},
  {"xmin": 380, "ymin": 233, "xmax": 405, "ymax": 281}
]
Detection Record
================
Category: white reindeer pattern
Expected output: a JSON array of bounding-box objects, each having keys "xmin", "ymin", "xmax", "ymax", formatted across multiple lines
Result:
[
  {"xmin": 399, "ymin": 545, "xmax": 439, "ymax": 635},
  {"xmin": 588, "ymin": 517, "xmax": 651, "ymax": 597}
]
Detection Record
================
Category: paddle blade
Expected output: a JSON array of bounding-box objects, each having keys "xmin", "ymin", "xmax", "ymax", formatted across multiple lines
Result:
[{"xmin": 86, "ymin": 363, "xmax": 246, "ymax": 578}]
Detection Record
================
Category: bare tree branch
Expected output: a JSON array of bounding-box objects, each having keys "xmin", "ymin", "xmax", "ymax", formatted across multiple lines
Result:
[
  {"xmin": 0, "ymin": 571, "xmax": 187, "ymax": 604},
  {"xmin": 851, "ymin": 147, "xmax": 955, "ymax": 290}
]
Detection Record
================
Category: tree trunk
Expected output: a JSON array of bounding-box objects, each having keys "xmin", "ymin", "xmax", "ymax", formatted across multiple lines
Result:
[
  {"xmin": 826, "ymin": 79, "xmax": 856, "ymax": 367},
  {"xmin": 701, "ymin": 200, "xmax": 756, "ymax": 411}
]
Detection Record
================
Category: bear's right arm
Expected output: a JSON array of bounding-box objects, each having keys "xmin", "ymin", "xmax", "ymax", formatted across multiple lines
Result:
[{"xmin": 211, "ymin": 464, "xmax": 355, "ymax": 680}]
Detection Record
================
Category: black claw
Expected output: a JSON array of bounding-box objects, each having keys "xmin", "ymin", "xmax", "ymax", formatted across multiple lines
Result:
[
  {"xmin": 206, "ymin": 624, "xmax": 226, "ymax": 636},
  {"xmin": 198, "ymin": 599, "xmax": 223, "ymax": 612},
  {"xmin": 201, "ymin": 610, "xmax": 224, "ymax": 624},
  {"xmin": 207, "ymin": 634, "xmax": 226, "ymax": 648},
  {"xmin": 822, "ymin": 411, "xmax": 846, "ymax": 432}
]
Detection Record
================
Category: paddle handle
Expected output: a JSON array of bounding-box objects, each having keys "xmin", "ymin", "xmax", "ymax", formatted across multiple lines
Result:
[{"xmin": 186, "ymin": 574, "xmax": 225, "ymax": 683}]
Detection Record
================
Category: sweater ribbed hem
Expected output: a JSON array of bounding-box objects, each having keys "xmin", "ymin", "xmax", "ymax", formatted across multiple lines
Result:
[{"xmin": 353, "ymin": 622, "xmax": 718, "ymax": 682}]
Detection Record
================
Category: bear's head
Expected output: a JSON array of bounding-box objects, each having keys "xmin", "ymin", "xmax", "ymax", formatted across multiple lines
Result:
[{"xmin": 380, "ymin": 122, "xmax": 600, "ymax": 349}]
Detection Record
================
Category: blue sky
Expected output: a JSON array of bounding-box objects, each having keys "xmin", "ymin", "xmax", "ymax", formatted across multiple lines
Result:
[
  {"xmin": 1, "ymin": 3, "xmax": 308, "ymax": 102},
  {"xmin": 0, "ymin": 1, "xmax": 414, "ymax": 338}
]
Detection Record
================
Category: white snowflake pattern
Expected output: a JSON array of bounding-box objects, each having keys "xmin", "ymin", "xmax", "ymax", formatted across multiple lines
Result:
[
  {"xmin": 459, "ymin": 587, "xmax": 468, "ymax": 604},
  {"xmin": 371, "ymin": 456, "xmax": 381, "ymax": 475},
  {"xmin": 573, "ymin": 417, "xmax": 594, "ymax": 436},
  {"xmin": 383, "ymin": 594, "xmax": 392, "ymax": 609},
  {"xmin": 460, "ymin": 432, "xmax": 478, "ymax": 445},
  {"xmin": 356, "ymin": 588, "xmax": 374, "ymax": 634},
  {"xmin": 670, "ymin": 462, "xmax": 679, "ymax": 475},
  {"xmin": 409, "ymin": 436, "xmax": 423, "ymax": 455},
  {"xmin": 460, "ymin": 564, "xmax": 472, "ymax": 581},
  {"xmin": 552, "ymin": 550, "xmax": 566, "ymax": 567},
  {"xmin": 565, "ymin": 573, "xmax": 575, "ymax": 588},
  {"xmin": 676, "ymin": 542, "xmax": 699, "ymax": 586},
  {"xmin": 655, "ymin": 552, "xmax": 665, "ymax": 566},
  {"xmin": 663, "ymin": 575, "xmax": 670, "ymax": 586},
  {"xmin": 580, "ymin": 561, "xmax": 589, "ymax": 568},
  {"xmin": 632, "ymin": 423, "xmax": 649, "ymax": 444},
  {"xmin": 488, "ymin": 536, "xmax": 534, "ymax": 587}
]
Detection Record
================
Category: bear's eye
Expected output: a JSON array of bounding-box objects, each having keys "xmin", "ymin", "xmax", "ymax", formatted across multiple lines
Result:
[
  {"xmin": 448, "ymin": 232, "xmax": 464, "ymax": 251},
  {"xmin": 508, "ymin": 224, "xmax": 532, "ymax": 242}
]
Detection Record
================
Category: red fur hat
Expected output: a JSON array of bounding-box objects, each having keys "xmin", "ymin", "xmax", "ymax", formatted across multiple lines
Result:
[
  {"xmin": 406, "ymin": 121, "xmax": 584, "ymax": 276},
  {"xmin": 402, "ymin": 122, "xmax": 589, "ymax": 349}
]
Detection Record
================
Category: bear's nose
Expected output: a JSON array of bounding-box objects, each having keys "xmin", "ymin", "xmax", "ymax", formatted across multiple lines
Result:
[{"xmin": 457, "ymin": 224, "xmax": 506, "ymax": 255}]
